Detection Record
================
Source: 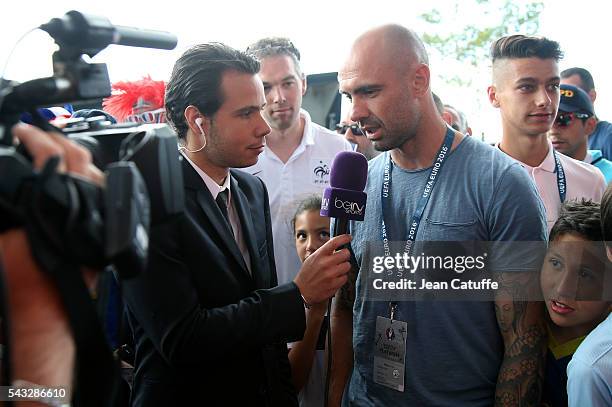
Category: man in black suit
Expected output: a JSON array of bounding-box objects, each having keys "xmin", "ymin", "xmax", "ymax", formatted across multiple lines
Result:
[{"xmin": 122, "ymin": 43, "xmax": 352, "ymax": 406}]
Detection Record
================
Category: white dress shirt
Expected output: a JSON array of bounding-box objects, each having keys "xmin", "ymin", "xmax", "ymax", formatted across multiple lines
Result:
[
  {"xmin": 241, "ymin": 109, "xmax": 352, "ymax": 285},
  {"xmin": 182, "ymin": 153, "xmax": 251, "ymax": 274}
]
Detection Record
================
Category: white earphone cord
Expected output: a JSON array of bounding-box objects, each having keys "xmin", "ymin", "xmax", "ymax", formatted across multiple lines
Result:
[{"xmin": 178, "ymin": 118, "xmax": 207, "ymax": 153}]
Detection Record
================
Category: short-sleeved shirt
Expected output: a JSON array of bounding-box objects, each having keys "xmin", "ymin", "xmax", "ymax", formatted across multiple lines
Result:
[
  {"xmin": 588, "ymin": 120, "xmax": 612, "ymax": 160},
  {"xmin": 505, "ymin": 140, "xmax": 606, "ymax": 231},
  {"xmin": 567, "ymin": 313, "xmax": 612, "ymax": 407},
  {"xmin": 586, "ymin": 150, "xmax": 612, "ymax": 184},
  {"xmin": 347, "ymin": 136, "xmax": 547, "ymax": 406},
  {"xmin": 242, "ymin": 109, "xmax": 352, "ymax": 285}
]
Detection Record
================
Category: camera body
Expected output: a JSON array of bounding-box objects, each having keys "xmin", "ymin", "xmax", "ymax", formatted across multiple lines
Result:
[
  {"xmin": 65, "ymin": 118, "xmax": 185, "ymax": 227},
  {"xmin": 0, "ymin": 10, "xmax": 182, "ymax": 278},
  {"xmin": 0, "ymin": 11, "xmax": 181, "ymax": 405}
]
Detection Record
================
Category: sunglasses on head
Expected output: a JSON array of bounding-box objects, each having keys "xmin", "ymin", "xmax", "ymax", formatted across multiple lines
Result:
[
  {"xmin": 554, "ymin": 111, "xmax": 591, "ymax": 128},
  {"xmin": 335, "ymin": 123, "xmax": 364, "ymax": 136}
]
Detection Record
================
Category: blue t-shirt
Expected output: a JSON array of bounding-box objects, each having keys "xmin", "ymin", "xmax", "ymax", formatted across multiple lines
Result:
[
  {"xmin": 588, "ymin": 120, "xmax": 612, "ymax": 160},
  {"xmin": 347, "ymin": 136, "xmax": 547, "ymax": 406},
  {"xmin": 588, "ymin": 150, "xmax": 612, "ymax": 184}
]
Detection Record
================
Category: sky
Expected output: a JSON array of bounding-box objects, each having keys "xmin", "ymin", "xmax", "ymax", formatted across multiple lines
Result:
[{"xmin": 2, "ymin": 0, "xmax": 610, "ymax": 143}]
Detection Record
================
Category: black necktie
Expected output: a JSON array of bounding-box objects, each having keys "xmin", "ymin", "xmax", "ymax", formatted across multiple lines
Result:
[{"xmin": 216, "ymin": 189, "xmax": 233, "ymax": 234}]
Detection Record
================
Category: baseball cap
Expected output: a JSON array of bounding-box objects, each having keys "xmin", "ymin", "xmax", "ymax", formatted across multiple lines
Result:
[{"xmin": 559, "ymin": 84, "xmax": 594, "ymax": 116}]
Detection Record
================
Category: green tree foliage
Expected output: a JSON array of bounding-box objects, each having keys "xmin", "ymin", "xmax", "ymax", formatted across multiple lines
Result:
[{"xmin": 420, "ymin": 0, "xmax": 543, "ymax": 69}]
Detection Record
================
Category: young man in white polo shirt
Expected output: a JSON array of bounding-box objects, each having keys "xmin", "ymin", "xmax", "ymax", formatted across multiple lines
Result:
[
  {"xmin": 487, "ymin": 35, "xmax": 605, "ymax": 231},
  {"xmin": 244, "ymin": 38, "xmax": 352, "ymax": 285},
  {"xmin": 243, "ymin": 38, "xmax": 351, "ymax": 407}
]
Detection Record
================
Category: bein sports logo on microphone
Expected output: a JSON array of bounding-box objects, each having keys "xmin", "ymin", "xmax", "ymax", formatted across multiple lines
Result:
[
  {"xmin": 320, "ymin": 187, "xmax": 367, "ymax": 221},
  {"xmin": 320, "ymin": 151, "xmax": 368, "ymax": 222},
  {"xmin": 321, "ymin": 196, "xmax": 365, "ymax": 216}
]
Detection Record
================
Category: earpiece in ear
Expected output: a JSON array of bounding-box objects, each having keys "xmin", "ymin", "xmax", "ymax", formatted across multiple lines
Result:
[{"xmin": 195, "ymin": 117, "xmax": 205, "ymax": 136}]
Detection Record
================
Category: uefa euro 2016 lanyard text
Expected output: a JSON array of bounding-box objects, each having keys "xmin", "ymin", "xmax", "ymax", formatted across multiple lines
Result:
[
  {"xmin": 553, "ymin": 149, "xmax": 566, "ymax": 203},
  {"xmin": 379, "ymin": 126, "xmax": 455, "ymax": 274},
  {"xmin": 373, "ymin": 127, "xmax": 454, "ymax": 392}
]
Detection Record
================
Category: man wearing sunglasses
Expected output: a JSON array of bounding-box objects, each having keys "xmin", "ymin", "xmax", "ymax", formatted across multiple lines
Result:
[
  {"xmin": 549, "ymin": 84, "xmax": 612, "ymax": 183},
  {"xmin": 336, "ymin": 113, "xmax": 379, "ymax": 160},
  {"xmin": 488, "ymin": 35, "xmax": 605, "ymax": 232},
  {"xmin": 561, "ymin": 67, "xmax": 612, "ymax": 161}
]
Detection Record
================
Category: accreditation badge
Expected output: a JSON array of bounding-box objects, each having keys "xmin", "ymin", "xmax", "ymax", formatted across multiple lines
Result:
[{"xmin": 373, "ymin": 316, "xmax": 407, "ymax": 392}]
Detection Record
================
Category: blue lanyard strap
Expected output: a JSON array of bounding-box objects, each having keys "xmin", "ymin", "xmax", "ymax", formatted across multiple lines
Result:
[
  {"xmin": 380, "ymin": 127, "xmax": 455, "ymax": 257},
  {"xmin": 553, "ymin": 149, "xmax": 566, "ymax": 203}
]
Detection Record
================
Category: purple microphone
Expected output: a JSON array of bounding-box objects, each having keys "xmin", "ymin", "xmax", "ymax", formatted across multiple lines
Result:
[{"xmin": 320, "ymin": 151, "xmax": 368, "ymax": 238}]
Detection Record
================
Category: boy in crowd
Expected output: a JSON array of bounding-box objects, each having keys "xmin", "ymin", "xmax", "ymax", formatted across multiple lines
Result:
[
  {"xmin": 567, "ymin": 185, "xmax": 612, "ymax": 406},
  {"xmin": 540, "ymin": 200, "xmax": 610, "ymax": 406}
]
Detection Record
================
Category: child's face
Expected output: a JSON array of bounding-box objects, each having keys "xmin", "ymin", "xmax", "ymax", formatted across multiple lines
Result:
[
  {"xmin": 294, "ymin": 210, "xmax": 330, "ymax": 263},
  {"xmin": 541, "ymin": 233, "xmax": 609, "ymax": 329}
]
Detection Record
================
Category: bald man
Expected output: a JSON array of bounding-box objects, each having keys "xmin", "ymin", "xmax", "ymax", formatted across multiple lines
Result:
[{"xmin": 330, "ymin": 25, "xmax": 547, "ymax": 406}]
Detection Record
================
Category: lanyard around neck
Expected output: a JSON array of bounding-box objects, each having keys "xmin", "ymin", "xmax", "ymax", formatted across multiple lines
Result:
[
  {"xmin": 553, "ymin": 149, "xmax": 566, "ymax": 203},
  {"xmin": 380, "ymin": 127, "xmax": 455, "ymax": 258}
]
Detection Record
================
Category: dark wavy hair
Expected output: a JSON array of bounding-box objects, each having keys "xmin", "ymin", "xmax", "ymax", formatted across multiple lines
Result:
[
  {"xmin": 549, "ymin": 200, "xmax": 603, "ymax": 243},
  {"xmin": 165, "ymin": 43, "xmax": 260, "ymax": 139},
  {"xmin": 490, "ymin": 35, "xmax": 563, "ymax": 63}
]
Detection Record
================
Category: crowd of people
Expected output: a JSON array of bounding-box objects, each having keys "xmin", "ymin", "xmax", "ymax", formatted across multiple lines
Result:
[{"xmin": 2, "ymin": 22, "xmax": 612, "ymax": 407}]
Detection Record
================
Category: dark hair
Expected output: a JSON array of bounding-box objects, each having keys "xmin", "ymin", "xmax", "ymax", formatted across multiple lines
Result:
[
  {"xmin": 490, "ymin": 35, "xmax": 563, "ymax": 63},
  {"xmin": 549, "ymin": 200, "xmax": 603, "ymax": 243},
  {"xmin": 291, "ymin": 195, "xmax": 323, "ymax": 233},
  {"xmin": 602, "ymin": 185, "xmax": 612, "ymax": 247},
  {"xmin": 561, "ymin": 67, "xmax": 595, "ymax": 93},
  {"xmin": 246, "ymin": 37, "xmax": 303, "ymax": 77},
  {"xmin": 165, "ymin": 43, "xmax": 260, "ymax": 139}
]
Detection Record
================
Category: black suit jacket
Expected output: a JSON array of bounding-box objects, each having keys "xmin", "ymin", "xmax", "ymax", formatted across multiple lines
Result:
[{"xmin": 123, "ymin": 158, "xmax": 306, "ymax": 406}]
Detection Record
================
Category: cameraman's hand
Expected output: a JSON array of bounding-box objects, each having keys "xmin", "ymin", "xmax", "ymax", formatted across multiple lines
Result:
[
  {"xmin": 12, "ymin": 122, "xmax": 104, "ymax": 186},
  {"xmin": 293, "ymin": 234, "xmax": 351, "ymax": 305}
]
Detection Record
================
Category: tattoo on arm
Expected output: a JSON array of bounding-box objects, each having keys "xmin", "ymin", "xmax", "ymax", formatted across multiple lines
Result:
[
  {"xmin": 337, "ymin": 264, "xmax": 357, "ymax": 311},
  {"xmin": 494, "ymin": 273, "xmax": 546, "ymax": 407}
]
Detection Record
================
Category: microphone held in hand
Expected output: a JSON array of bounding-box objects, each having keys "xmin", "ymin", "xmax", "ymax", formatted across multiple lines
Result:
[{"xmin": 320, "ymin": 151, "xmax": 368, "ymax": 237}]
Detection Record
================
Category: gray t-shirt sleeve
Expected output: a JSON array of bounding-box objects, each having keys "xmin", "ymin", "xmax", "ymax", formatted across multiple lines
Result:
[{"xmin": 486, "ymin": 162, "xmax": 547, "ymax": 273}]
